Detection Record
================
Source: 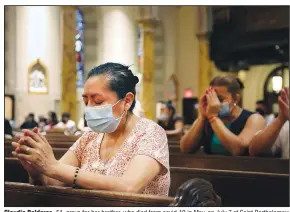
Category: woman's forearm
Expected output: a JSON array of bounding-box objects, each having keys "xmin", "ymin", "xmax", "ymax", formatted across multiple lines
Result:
[
  {"xmin": 29, "ymin": 174, "xmax": 46, "ymax": 185},
  {"xmin": 210, "ymin": 118, "xmax": 245, "ymax": 156},
  {"xmin": 249, "ymin": 118, "xmax": 286, "ymax": 156},
  {"xmin": 180, "ymin": 117, "xmax": 205, "ymax": 153},
  {"xmin": 29, "ymin": 173, "xmax": 66, "ymax": 187},
  {"xmin": 48, "ymin": 163, "xmax": 133, "ymax": 192}
]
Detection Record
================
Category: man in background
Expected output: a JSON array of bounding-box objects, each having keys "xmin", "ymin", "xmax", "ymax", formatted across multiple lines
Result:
[
  {"xmin": 55, "ymin": 112, "xmax": 77, "ymax": 135},
  {"xmin": 20, "ymin": 113, "xmax": 38, "ymax": 129},
  {"xmin": 256, "ymin": 100, "xmax": 275, "ymax": 125}
]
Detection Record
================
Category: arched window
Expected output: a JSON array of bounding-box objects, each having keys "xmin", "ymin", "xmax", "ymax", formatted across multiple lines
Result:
[
  {"xmin": 264, "ymin": 64, "xmax": 289, "ymax": 114},
  {"xmin": 75, "ymin": 9, "xmax": 85, "ymax": 87}
]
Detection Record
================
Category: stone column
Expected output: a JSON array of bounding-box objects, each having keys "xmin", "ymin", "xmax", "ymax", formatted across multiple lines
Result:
[
  {"xmin": 61, "ymin": 6, "xmax": 77, "ymax": 121},
  {"xmin": 14, "ymin": 6, "xmax": 62, "ymax": 125},
  {"xmin": 138, "ymin": 7, "xmax": 158, "ymax": 120},
  {"xmin": 197, "ymin": 6, "xmax": 212, "ymax": 98},
  {"xmin": 99, "ymin": 6, "xmax": 136, "ymax": 70},
  {"xmin": 198, "ymin": 36, "xmax": 212, "ymax": 98}
]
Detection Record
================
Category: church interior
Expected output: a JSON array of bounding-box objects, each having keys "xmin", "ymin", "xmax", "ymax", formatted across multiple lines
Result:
[{"xmin": 4, "ymin": 6, "xmax": 289, "ymax": 207}]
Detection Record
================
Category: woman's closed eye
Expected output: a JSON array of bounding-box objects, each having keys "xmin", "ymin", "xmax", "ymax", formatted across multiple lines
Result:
[
  {"xmin": 94, "ymin": 101, "xmax": 103, "ymax": 105},
  {"xmin": 83, "ymin": 100, "xmax": 103, "ymax": 106}
]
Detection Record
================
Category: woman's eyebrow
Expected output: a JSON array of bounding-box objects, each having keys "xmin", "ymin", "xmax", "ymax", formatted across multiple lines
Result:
[{"xmin": 82, "ymin": 93, "xmax": 102, "ymax": 98}]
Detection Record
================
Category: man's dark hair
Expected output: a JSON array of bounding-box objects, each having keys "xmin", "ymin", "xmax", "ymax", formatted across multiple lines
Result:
[
  {"xmin": 28, "ymin": 113, "xmax": 35, "ymax": 118},
  {"xmin": 256, "ymin": 100, "xmax": 267, "ymax": 106},
  {"xmin": 87, "ymin": 63, "xmax": 139, "ymax": 112},
  {"xmin": 62, "ymin": 112, "xmax": 70, "ymax": 119},
  {"xmin": 169, "ymin": 178, "xmax": 222, "ymax": 207}
]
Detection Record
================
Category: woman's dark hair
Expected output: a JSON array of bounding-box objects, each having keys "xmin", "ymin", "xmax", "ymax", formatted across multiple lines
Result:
[
  {"xmin": 210, "ymin": 75, "xmax": 243, "ymax": 99},
  {"xmin": 87, "ymin": 63, "xmax": 139, "ymax": 112},
  {"xmin": 166, "ymin": 101, "xmax": 176, "ymax": 117},
  {"xmin": 49, "ymin": 111, "xmax": 58, "ymax": 126}
]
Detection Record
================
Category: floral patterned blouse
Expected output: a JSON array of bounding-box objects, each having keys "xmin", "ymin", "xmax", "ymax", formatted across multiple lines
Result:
[{"xmin": 69, "ymin": 118, "xmax": 170, "ymax": 196}]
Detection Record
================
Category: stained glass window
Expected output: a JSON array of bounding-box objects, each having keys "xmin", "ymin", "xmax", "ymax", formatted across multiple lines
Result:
[
  {"xmin": 137, "ymin": 25, "xmax": 143, "ymax": 73},
  {"xmin": 75, "ymin": 9, "xmax": 85, "ymax": 87},
  {"xmin": 136, "ymin": 25, "xmax": 143, "ymax": 96}
]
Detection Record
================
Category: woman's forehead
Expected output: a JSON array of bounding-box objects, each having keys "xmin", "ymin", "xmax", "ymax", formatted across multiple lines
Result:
[
  {"xmin": 83, "ymin": 76, "xmax": 110, "ymax": 96},
  {"xmin": 212, "ymin": 86, "xmax": 230, "ymax": 96}
]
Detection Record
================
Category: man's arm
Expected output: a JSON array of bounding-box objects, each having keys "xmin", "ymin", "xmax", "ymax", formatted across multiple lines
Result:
[{"xmin": 249, "ymin": 118, "xmax": 286, "ymax": 156}]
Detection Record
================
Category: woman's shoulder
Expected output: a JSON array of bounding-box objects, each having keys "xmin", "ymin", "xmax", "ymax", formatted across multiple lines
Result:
[
  {"xmin": 237, "ymin": 109, "xmax": 257, "ymax": 122},
  {"xmin": 133, "ymin": 118, "xmax": 168, "ymax": 144},
  {"xmin": 138, "ymin": 118, "xmax": 167, "ymax": 134},
  {"xmin": 242, "ymin": 109, "xmax": 255, "ymax": 116}
]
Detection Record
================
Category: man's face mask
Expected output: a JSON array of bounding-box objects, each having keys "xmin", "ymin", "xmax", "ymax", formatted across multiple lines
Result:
[{"xmin": 85, "ymin": 99, "xmax": 125, "ymax": 133}]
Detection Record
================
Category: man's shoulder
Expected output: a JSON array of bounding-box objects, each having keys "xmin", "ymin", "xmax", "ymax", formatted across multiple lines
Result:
[{"xmin": 280, "ymin": 121, "xmax": 289, "ymax": 138}]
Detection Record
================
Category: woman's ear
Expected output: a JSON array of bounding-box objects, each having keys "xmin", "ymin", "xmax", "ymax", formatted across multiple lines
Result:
[
  {"xmin": 234, "ymin": 93, "xmax": 241, "ymax": 104},
  {"xmin": 124, "ymin": 92, "xmax": 134, "ymax": 111}
]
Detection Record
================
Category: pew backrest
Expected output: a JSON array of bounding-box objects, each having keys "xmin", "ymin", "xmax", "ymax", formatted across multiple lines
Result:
[
  {"xmin": 170, "ymin": 167, "xmax": 289, "ymax": 207},
  {"xmin": 170, "ymin": 153, "xmax": 289, "ymax": 174},
  {"xmin": 5, "ymin": 182, "xmax": 173, "ymax": 207}
]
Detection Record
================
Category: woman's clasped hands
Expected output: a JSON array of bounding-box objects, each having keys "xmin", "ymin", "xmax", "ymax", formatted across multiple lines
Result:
[
  {"xmin": 11, "ymin": 128, "xmax": 58, "ymax": 178},
  {"xmin": 199, "ymin": 87, "xmax": 221, "ymax": 119}
]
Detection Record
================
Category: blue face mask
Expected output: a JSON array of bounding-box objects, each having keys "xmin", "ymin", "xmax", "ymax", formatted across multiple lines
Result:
[
  {"xmin": 85, "ymin": 100, "xmax": 125, "ymax": 133},
  {"xmin": 218, "ymin": 102, "xmax": 231, "ymax": 118}
]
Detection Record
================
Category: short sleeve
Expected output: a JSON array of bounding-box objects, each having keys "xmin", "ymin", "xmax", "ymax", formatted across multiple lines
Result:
[
  {"xmin": 69, "ymin": 131, "xmax": 98, "ymax": 163},
  {"xmin": 133, "ymin": 122, "xmax": 169, "ymax": 174},
  {"xmin": 271, "ymin": 122, "xmax": 289, "ymax": 156},
  {"xmin": 174, "ymin": 116, "xmax": 183, "ymax": 122}
]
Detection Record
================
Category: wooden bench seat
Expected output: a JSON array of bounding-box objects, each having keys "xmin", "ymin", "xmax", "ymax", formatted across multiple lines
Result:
[
  {"xmin": 5, "ymin": 158, "xmax": 289, "ymax": 206},
  {"xmin": 169, "ymin": 153, "xmax": 289, "ymax": 174},
  {"xmin": 5, "ymin": 182, "xmax": 173, "ymax": 207}
]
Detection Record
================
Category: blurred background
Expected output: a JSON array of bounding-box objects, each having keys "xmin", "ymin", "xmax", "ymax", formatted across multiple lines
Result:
[{"xmin": 4, "ymin": 6, "xmax": 289, "ymax": 132}]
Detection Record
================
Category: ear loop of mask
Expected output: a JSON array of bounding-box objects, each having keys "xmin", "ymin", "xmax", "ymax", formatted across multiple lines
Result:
[
  {"xmin": 112, "ymin": 98, "xmax": 129, "ymax": 120},
  {"xmin": 229, "ymin": 102, "xmax": 238, "ymax": 119}
]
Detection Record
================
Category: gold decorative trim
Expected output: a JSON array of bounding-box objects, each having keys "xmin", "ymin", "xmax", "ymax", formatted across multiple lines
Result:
[
  {"xmin": 27, "ymin": 58, "xmax": 48, "ymax": 95},
  {"xmin": 196, "ymin": 32, "xmax": 210, "ymax": 41},
  {"xmin": 137, "ymin": 18, "xmax": 160, "ymax": 28}
]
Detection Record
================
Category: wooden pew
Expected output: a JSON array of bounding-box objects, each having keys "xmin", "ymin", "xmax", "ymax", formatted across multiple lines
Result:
[
  {"xmin": 169, "ymin": 145, "xmax": 180, "ymax": 153},
  {"xmin": 5, "ymin": 141, "xmax": 287, "ymax": 174},
  {"xmin": 5, "ymin": 142, "xmax": 180, "ymax": 159},
  {"xmin": 5, "ymin": 182, "xmax": 173, "ymax": 207},
  {"xmin": 5, "ymin": 139, "xmax": 74, "ymax": 149},
  {"xmin": 170, "ymin": 167, "xmax": 289, "ymax": 207},
  {"xmin": 5, "ymin": 146, "xmax": 67, "ymax": 160},
  {"xmin": 5, "ymin": 158, "xmax": 29, "ymax": 183},
  {"xmin": 169, "ymin": 153, "xmax": 289, "ymax": 174},
  {"xmin": 5, "ymin": 158, "xmax": 289, "ymax": 206},
  {"xmin": 8, "ymin": 135, "xmax": 79, "ymax": 142}
]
